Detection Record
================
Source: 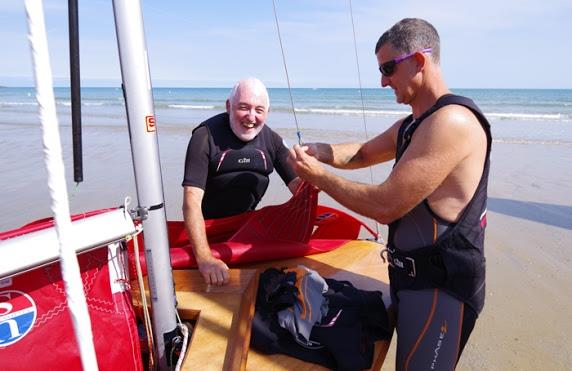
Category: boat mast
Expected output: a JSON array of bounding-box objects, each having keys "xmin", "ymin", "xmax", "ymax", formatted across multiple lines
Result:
[{"xmin": 111, "ymin": 1, "xmax": 178, "ymax": 369}]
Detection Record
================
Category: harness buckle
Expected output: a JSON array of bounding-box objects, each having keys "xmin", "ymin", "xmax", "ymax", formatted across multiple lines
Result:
[
  {"xmin": 386, "ymin": 248, "xmax": 417, "ymax": 278},
  {"xmin": 406, "ymin": 257, "xmax": 416, "ymax": 278},
  {"xmin": 380, "ymin": 248, "xmax": 389, "ymax": 263}
]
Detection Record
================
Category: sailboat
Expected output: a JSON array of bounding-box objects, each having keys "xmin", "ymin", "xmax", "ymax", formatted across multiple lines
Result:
[{"xmin": 0, "ymin": 0, "xmax": 392, "ymax": 370}]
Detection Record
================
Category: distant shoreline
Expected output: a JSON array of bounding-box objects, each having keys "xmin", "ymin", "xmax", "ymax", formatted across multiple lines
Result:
[{"xmin": 0, "ymin": 85, "xmax": 571, "ymax": 91}]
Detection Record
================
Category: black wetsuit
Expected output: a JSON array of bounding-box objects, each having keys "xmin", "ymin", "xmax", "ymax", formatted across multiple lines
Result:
[
  {"xmin": 386, "ymin": 95, "xmax": 491, "ymax": 370},
  {"xmin": 182, "ymin": 113, "xmax": 296, "ymax": 219}
]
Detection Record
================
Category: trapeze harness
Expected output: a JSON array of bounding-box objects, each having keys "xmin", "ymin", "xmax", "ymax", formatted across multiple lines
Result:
[
  {"xmin": 182, "ymin": 113, "xmax": 295, "ymax": 219},
  {"xmin": 385, "ymin": 94, "xmax": 492, "ymax": 370}
]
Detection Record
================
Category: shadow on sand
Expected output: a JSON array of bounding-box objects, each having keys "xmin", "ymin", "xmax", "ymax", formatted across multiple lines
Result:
[{"xmin": 488, "ymin": 197, "xmax": 572, "ymax": 230}]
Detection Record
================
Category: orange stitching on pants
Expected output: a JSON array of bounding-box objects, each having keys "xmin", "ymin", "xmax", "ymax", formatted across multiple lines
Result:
[{"xmin": 404, "ymin": 288, "xmax": 439, "ymax": 370}]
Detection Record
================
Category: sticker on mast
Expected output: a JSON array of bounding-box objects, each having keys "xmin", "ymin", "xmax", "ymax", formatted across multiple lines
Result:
[{"xmin": 145, "ymin": 115, "xmax": 156, "ymax": 132}]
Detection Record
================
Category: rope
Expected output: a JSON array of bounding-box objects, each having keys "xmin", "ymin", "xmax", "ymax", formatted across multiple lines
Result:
[
  {"xmin": 132, "ymin": 226, "xmax": 155, "ymax": 370},
  {"xmin": 271, "ymin": 0, "xmax": 303, "ymax": 145},
  {"xmin": 348, "ymin": 0, "xmax": 382, "ymax": 242},
  {"xmin": 25, "ymin": 1, "xmax": 99, "ymax": 369},
  {"xmin": 174, "ymin": 323, "xmax": 190, "ymax": 371}
]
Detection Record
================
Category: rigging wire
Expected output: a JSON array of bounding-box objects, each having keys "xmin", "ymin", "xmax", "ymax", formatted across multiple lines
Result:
[
  {"xmin": 348, "ymin": 0, "xmax": 383, "ymax": 242},
  {"xmin": 271, "ymin": 0, "xmax": 384, "ymax": 242},
  {"xmin": 271, "ymin": 0, "xmax": 303, "ymax": 145}
]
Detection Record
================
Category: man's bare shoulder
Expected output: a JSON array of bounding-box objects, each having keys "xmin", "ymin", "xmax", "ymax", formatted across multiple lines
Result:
[
  {"xmin": 426, "ymin": 104, "xmax": 482, "ymax": 133},
  {"xmin": 413, "ymin": 104, "xmax": 485, "ymax": 149}
]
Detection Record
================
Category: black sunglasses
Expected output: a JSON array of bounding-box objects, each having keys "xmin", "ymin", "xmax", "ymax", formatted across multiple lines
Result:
[{"xmin": 379, "ymin": 48, "xmax": 432, "ymax": 77}]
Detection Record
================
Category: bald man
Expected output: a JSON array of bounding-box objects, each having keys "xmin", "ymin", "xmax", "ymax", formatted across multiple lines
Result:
[{"xmin": 182, "ymin": 77, "xmax": 300, "ymax": 285}]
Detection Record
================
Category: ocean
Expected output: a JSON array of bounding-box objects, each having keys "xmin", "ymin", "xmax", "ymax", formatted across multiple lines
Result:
[
  {"xmin": 1, "ymin": 85, "xmax": 572, "ymax": 230},
  {"xmin": 2, "ymin": 86, "xmax": 572, "ymax": 371},
  {"xmin": 1, "ymin": 87, "xmax": 572, "ymax": 144}
]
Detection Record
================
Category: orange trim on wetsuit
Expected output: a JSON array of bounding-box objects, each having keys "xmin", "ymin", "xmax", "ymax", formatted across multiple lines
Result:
[{"xmin": 404, "ymin": 289, "xmax": 438, "ymax": 370}]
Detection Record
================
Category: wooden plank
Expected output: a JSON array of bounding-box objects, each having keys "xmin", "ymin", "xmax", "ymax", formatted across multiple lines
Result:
[
  {"xmin": 173, "ymin": 269, "xmax": 258, "ymax": 371},
  {"xmin": 147, "ymin": 240, "xmax": 392, "ymax": 370}
]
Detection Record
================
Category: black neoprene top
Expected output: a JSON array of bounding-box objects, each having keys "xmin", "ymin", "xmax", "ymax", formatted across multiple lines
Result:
[{"xmin": 182, "ymin": 113, "xmax": 296, "ymax": 219}]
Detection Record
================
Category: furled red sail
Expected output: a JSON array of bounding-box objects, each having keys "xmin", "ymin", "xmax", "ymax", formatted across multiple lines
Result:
[
  {"xmin": 131, "ymin": 181, "xmax": 377, "ymax": 272},
  {"xmin": 0, "ymin": 216, "xmax": 143, "ymax": 371}
]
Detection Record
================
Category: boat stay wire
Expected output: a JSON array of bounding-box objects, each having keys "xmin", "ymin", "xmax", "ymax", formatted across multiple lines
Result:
[
  {"xmin": 271, "ymin": 0, "xmax": 302, "ymax": 145},
  {"xmin": 348, "ymin": 0, "xmax": 382, "ymax": 241},
  {"xmin": 271, "ymin": 0, "xmax": 383, "ymax": 242}
]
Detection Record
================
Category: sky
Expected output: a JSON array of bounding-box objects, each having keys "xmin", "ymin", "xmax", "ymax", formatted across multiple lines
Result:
[{"xmin": 1, "ymin": 0, "xmax": 571, "ymax": 89}]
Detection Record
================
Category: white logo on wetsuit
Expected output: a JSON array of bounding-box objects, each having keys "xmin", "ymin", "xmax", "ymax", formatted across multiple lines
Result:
[
  {"xmin": 430, "ymin": 321, "xmax": 448, "ymax": 369},
  {"xmin": 238, "ymin": 157, "xmax": 251, "ymax": 164}
]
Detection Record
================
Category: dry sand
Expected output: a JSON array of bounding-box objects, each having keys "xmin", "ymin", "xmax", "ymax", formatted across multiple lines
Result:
[{"xmin": 1, "ymin": 124, "xmax": 571, "ymax": 370}]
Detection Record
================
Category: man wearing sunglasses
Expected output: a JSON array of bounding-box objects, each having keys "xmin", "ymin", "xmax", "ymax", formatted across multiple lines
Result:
[{"xmin": 289, "ymin": 18, "xmax": 491, "ymax": 370}]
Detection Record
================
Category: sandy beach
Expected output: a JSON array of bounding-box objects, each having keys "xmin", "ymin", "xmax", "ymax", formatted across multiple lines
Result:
[{"xmin": 1, "ymin": 117, "xmax": 571, "ymax": 370}]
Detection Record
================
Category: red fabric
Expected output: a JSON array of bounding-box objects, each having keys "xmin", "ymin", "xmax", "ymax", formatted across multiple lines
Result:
[
  {"xmin": 141, "ymin": 239, "xmax": 350, "ymax": 270},
  {"xmin": 129, "ymin": 182, "xmax": 377, "ymax": 273},
  {"xmin": 0, "ymin": 246, "xmax": 143, "ymax": 371},
  {"xmin": 312, "ymin": 205, "xmax": 378, "ymax": 240},
  {"xmin": 229, "ymin": 181, "xmax": 318, "ymax": 243}
]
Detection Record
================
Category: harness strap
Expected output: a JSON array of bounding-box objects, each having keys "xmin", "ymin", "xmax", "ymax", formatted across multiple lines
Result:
[{"xmin": 383, "ymin": 245, "xmax": 446, "ymax": 285}]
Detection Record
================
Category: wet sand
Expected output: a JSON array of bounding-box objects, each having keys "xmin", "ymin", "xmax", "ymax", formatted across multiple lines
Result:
[{"xmin": 1, "ymin": 123, "xmax": 571, "ymax": 370}]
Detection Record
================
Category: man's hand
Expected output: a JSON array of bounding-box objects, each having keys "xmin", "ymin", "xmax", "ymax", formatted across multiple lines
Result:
[
  {"xmin": 300, "ymin": 142, "xmax": 335, "ymax": 164},
  {"xmin": 196, "ymin": 255, "xmax": 230, "ymax": 286},
  {"xmin": 288, "ymin": 144, "xmax": 326, "ymax": 185},
  {"xmin": 303, "ymin": 143, "xmax": 320, "ymax": 159}
]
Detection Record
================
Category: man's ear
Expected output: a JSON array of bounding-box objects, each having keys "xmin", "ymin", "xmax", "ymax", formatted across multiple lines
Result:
[
  {"xmin": 414, "ymin": 51, "xmax": 427, "ymax": 72},
  {"xmin": 226, "ymin": 99, "xmax": 230, "ymax": 113}
]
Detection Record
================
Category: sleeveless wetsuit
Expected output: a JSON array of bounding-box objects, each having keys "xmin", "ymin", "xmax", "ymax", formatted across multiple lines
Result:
[
  {"xmin": 182, "ymin": 113, "xmax": 296, "ymax": 219},
  {"xmin": 386, "ymin": 95, "xmax": 491, "ymax": 370}
]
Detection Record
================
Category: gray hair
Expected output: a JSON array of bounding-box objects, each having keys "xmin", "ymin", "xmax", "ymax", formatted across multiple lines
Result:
[
  {"xmin": 228, "ymin": 77, "xmax": 270, "ymax": 108},
  {"xmin": 375, "ymin": 18, "xmax": 440, "ymax": 64}
]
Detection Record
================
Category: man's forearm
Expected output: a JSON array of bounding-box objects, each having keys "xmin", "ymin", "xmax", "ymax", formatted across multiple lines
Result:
[
  {"xmin": 313, "ymin": 170, "xmax": 398, "ymax": 224},
  {"xmin": 315, "ymin": 142, "xmax": 364, "ymax": 169},
  {"xmin": 183, "ymin": 190, "xmax": 230, "ymax": 285},
  {"xmin": 183, "ymin": 207, "xmax": 212, "ymax": 262}
]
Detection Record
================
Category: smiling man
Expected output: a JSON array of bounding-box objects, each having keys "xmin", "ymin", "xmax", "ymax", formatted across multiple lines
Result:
[
  {"xmin": 182, "ymin": 77, "xmax": 300, "ymax": 286},
  {"xmin": 288, "ymin": 18, "xmax": 492, "ymax": 370}
]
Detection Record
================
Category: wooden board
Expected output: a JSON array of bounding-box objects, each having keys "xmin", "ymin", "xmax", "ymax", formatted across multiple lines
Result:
[
  {"xmin": 174, "ymin": 269, "xmax": 259, "ymax": 370},
  {"xmin": 166, "ymin": 240, "xmax": 392, "ymax": 370}
]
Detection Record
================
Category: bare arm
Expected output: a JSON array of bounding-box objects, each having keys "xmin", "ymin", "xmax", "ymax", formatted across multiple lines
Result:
[
  {"xmin": 289, "ymin": 108, "xmax": 480, "ymax": 224},
  {"xmin": 307, "ymin": 119, "xmax": 403, "ymax": 169},
  {"xmin": 182, "ymin": 186, "xmax": 229, "ymax": 285}
]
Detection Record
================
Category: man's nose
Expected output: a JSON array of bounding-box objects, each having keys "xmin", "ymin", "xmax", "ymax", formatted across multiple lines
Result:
[
  {"xmin": 381, "ymin": 74, "xmax": 389, "ymax": 88},
  {"xmin": 248, "ymin": 108, "xmax": 258, "ymax": 120}
]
